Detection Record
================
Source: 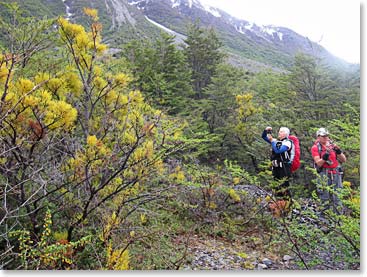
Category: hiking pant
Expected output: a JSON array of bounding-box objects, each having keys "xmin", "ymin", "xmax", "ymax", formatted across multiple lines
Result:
[
  {"xmin": 317, "ymin": 169, "xmax": 343, "ymax": 213},
  {"xmin": 272, "ymin": 162, "xmax": 291, "ymax": 200}
]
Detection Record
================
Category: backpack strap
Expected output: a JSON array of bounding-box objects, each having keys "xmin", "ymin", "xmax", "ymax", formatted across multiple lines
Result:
[
  {"xmin": 315, "ymin": 142, "xmax": 324, "ymax": 171},
  {"xmin": 284, "ymin": 138, "xmax": 294, "ymax": 162},
  {"xmin": 288, "ymin": 139, "xmax": 295, "ymax": 162},
  {"xmin": 317, "ymin": 142, "xmax": 322, "ymax": 156}
]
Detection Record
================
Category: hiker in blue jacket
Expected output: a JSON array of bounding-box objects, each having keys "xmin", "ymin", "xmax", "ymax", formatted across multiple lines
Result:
[{"xmin": 262, "ymin": 126, "xmax": 292, "ymax": 201}]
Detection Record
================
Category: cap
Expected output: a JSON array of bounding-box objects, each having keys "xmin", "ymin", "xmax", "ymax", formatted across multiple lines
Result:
[{"xmin": 316, "ymin": 128, "xmax": 329, "ymax": 136}]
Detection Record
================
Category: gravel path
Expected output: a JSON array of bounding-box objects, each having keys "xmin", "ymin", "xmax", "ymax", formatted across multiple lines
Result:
[{"xmin": 182, "ymin": 235, "xmax": 296, "ymax": 270}]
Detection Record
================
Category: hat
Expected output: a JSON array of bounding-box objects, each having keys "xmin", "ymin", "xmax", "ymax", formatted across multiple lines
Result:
[{"xmin": 316, "ymin": 128, "xmax": 329, "ymax": 136}]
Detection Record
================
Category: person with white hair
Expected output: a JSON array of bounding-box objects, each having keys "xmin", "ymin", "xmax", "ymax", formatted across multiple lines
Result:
[
  {"xmin": 262, "ymin": 126, "xmax": 293, "ymax": 203},
  {"xmin": 311, "ymin": 128, "xmax": 346, "ymax": 213}
]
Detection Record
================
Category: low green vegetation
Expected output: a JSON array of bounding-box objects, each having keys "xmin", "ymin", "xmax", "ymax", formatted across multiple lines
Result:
[{"xmin": 0, "ymin": 4, "xmax": 360, "ymax": 270}]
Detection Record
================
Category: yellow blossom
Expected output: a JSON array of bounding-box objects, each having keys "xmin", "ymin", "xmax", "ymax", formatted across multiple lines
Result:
[
  {"xmin": 115, "ymin": 73, "xmax": 131, "ymax": 87},
  {"xmin": 4, "ymin": 92, "xmax": 16, "ymax": 103},
  {"xmin": 16, "ymin": 79, "xmax": 34, "ymax": 95},
  {"xmin": 140, "ymin": 214, "xmax": 147, "ymax": 224},
  {"xmin": 0, "ymin": 65, "xmax": 10, "ymax": 83},
  {"xmin": 228, "ymin": 188, "xmax": 241, "ymax": 202},
  {"xmin": 83, "ymin": 8, "xmax": 99, "ymax": 21},
  {"xmin": 96, "ymin": 43, "xmax": 107, "ymax": 53},
  {"xmin": 233, "ymin": 177, "xmax": 240, "ymax": 185},
  {"xmin": 87, "ymin": 135, "xmax": 98, "ymax": 146},
  {"xmin": 44, "ymin": 100, "xmax": 77, "ymax": 130},
  {"xmin": 58, "ymin": 18, "xmax": 85, "ymax": 38},
  {"xmin": 23, "ymin": 95, "xmax": 39, "ymax": 107},
  {"xmin": 343, "ymin": 181, "xmax": 351, "ymax": 187},
  {"xmin": 208, "ymin": 201, "xmax": 217, "ymax": 209},
  {"xmin": 39, "ymin": 90, "xmax": 52, "ymax": 104}
]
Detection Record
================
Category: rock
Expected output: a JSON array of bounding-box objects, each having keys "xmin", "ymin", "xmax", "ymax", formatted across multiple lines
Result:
[
  {"xmin": 262, "ymin": 258, "xmax": 273, "ymax": 266},
  {"xmin": 257, "ymin": 263, "xmax": 268, "ymax": 270},
  {"xmin": 283, "ymin": 255, "xmax": 293, "ymax": 261}
]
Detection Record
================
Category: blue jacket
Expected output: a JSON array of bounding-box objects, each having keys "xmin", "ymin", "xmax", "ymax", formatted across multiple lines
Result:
[{"xmin": 262, "ymin": 130, "xmax": 291, "ymax": 162}]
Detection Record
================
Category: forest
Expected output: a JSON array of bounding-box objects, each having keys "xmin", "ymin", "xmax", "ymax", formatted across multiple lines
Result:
[{"xmin": 0, "ymin": 4, "xmax": 360, "ymax": 270}]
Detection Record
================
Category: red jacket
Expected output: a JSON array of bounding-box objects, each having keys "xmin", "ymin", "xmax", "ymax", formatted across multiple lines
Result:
[{"xmin": 311, "ymin": 140, "xmax": 339, "ymax": 169}]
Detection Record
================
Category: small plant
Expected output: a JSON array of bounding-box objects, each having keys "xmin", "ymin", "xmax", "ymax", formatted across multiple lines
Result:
[{"xmin": 10, "ymin": 209, "xmax": 91, "ymax": 269}]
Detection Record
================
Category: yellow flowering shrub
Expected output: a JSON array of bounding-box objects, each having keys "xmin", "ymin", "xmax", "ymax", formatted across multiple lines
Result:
[
  {"xmin": 44, "ymin": 100, "xmax": 77, "ymax": 130},
  {"xmin": 169, "ymin": 166, "xmax": 186, "ymax": 183},
  {"xmin": 236, "ymin": 93, "xmax": 260, "ymax": 119},
  {"xmin": 15, "ymin": 78, "xmax": 35, "ymax": 95},
  {"xmin": 83, "ymin": 7, "xmax": 99, "ymax": 21},
  {"xmin": 228, "ymin": 188, "xmax": 241, "ymax": 202},
  {"xmin": 0, "ymin": 57, "xmax": 11, "ymax": 84},
  {"xmin": 1, "ymin": 74, "xmax": 78, "ymax": 148},
  {"xmin": 106, "ymin": 243, "xmax": 130, "ymax": 270},
  {"xmin": 114, "ymin": 73, "xmax": 132, "ymax": 87}
]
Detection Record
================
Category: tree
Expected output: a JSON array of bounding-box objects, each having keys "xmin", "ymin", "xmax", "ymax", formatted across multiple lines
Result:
[
  {"xmin": 1, "ymin": 8, "xmax": 185, "ymax": 269},
  {"xmin": 184, "ymin": 21, "xmax": 225, "ymax": 99},
  {"xmin": 0, "ymin": 2, "xmax": 55, "ymax": 111},
  {"xmin": 288, "ymin": 53, "xmax": 338, "ymax": 122},
  {"xmin": 200, "ymin": 64, "xmax": 246, "ymax": 133},
  {"xmin": 55, "ymin": 9, "xmax": 185, "ymax": 241},
  {"xmin": 0, "ymin": 5, "xmax": 78, "ymax": 265},
  {"xmin": 190, "ymin": 63, "xmax": 251, "ymax": 163},
  {"xmin": 123, "ymin": 32, "xmax": 193, "ymax": 115}
]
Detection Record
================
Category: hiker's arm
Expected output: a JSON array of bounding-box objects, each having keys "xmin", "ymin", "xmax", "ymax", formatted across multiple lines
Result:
[
  {"xmin": 333, "ymin": 145, "xmax": 347, "ymax": 163},
  {"xmin": 262, "ymin": 130, "xmax": 271, "ymax": 144},
  {"xmin": 337, "ymin": 152, "xmax": 346, "ymax": 163},
  {"xmin": 313, "ymin": 155, "xmax": 328, "ymax": 167},
  {"xmin": 311, "ymin": 145, "xmax": 326, "ymax": 167}
]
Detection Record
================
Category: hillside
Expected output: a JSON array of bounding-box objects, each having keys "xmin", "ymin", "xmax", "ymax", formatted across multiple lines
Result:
[
  {"xmin": 1, "ymin": 0, "xmax": 357, "ymax": 72},
  {"xmin": 0, "ymin": 0, "xmax": 360, "ymax": 271}
]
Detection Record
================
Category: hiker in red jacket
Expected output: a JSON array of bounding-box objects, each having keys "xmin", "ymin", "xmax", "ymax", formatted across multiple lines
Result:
[{"xmin": 311, "ymin": 128, "xmax": 346, "ymax": 213}]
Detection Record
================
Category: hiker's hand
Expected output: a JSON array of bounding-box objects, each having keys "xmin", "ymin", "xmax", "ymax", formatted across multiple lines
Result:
[
  {"xmin": 267, "ymin": 134, "xmax": 273, "ymax": 142},
  {"xmin": 333, "ymin": 146, "xmax": 342, "ymax": 155},
  {"xmin": 322, "ymin": 153, "xmax": 330, "ymax": 161}
]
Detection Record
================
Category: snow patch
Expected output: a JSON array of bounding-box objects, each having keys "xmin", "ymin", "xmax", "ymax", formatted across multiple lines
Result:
[
  {"xmin": 260, "ymin": 25, "xmax": 284, "ymax": 41},
  {"xmin": 206, "ymin": 7, "xmax": 221, "ymax": 17},
  {"xmin": 145, "ymin": 16, "xmax": 187, "ymax": 44},
  {"xmin": 200, "ymin": 2, "xmax": 221, "ymax": 17},
  {"xmin": 277, "ymin": 32, "xmax": 283, "ymax": 41},
  {"xmin": 244, "ymin": 22, "xmax": 254, "ymax": 30},
  {"xmin": 169, "ymin": 0, "xmax": 220, "ymax": 17},
  {"xmin": 240, "ymin": 23, "xmax": 284, "ymax": 42},
  {"xmin": 262, "ymin": 25, "xmax": 277, "ymax": 36},
  {"xmin": 235, "ymin": 25, "xmax": 245, "ymax": 34},
  {"xmin": 61, "ymin": 0, "xmax": 73, "ymax": 20},
  {"xmin": 129, "ymin": 0, "xmax": 144, "ymax": 4},
  {"xmin": 128, "ymin": 0, "xmax": 146, "ymax": 9},
  {"xmin": 145, "ymin": 16, "xmax": 176, "ymax": 34},
  {"xmin": 171, "ymin": 0, "xmax": 180, "ymax": 8}
]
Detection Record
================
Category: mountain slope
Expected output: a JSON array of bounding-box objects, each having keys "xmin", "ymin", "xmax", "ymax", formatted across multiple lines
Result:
[
  {"xmin": 1, "ymin": 0, "xmax": 355, "ymax": 72},
  {"xmin": 126, "ymin": 0, "xmax": 351, "ymax": 71}
]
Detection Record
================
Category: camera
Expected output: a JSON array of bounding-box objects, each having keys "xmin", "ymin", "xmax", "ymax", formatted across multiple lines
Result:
[{"xmin": 266, "ymin": 129, "xmax": 272, "ymax": 135}]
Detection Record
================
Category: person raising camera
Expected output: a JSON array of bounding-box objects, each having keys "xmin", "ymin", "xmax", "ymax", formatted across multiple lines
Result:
[
  {"xmin": 311, "ymin": 128, "xmax": 346, "ymax": 213},
  {"xmin": 262, "ymin": 126, "xmax": 292, "ymax": 203}
]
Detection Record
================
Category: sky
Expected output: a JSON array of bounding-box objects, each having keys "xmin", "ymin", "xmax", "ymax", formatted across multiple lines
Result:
[{"xmin": 199, "ymin": 0, "xmax": 361, "ymax": 64}]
